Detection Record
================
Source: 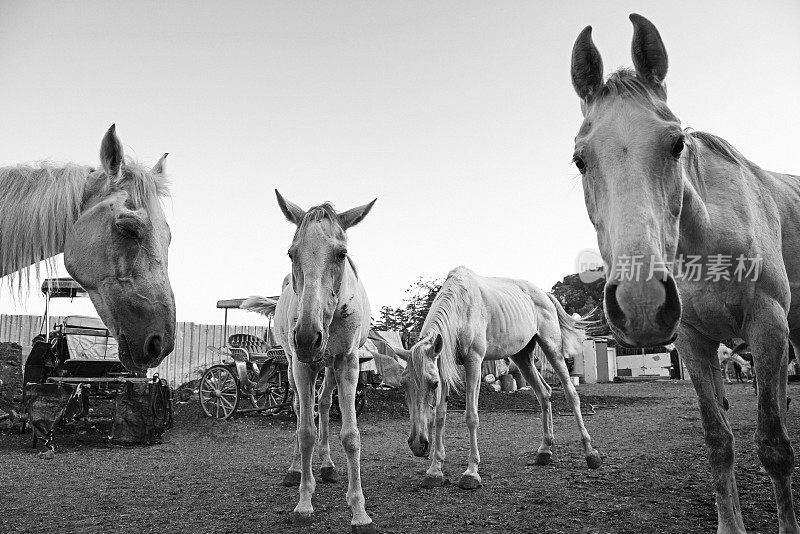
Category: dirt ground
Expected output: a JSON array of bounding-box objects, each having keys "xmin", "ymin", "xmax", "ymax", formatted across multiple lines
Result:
[{"xmin": 2, "ymin": 350, "xmax": 800, "ymax": 533}]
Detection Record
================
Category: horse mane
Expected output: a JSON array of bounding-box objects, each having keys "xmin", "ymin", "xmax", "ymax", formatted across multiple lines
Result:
[
  {"xmin": 297, "ymin": 202, "xmax": 341, "ymax": 235},
  {"xmin": 0, "ymin": 158, "xmax": 169, "ymax": 292},
  {"xmin": 681, "ymin": 130, "xmax": 762, "ymax": 200},
  {"xmin": 592, "ymin": 68, "xmax": 677, "ymax": 122},
  {"xmin": 411, "ymin": 267, "xmax": 468, "ymax": 393}
]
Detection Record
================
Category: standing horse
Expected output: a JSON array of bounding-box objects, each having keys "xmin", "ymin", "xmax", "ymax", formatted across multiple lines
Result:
[
  {"xmin": 0, "ymin": 125, "xmax": 175, "ymax": 371},
  {"xmin": 570, "ymin": 14, "xmax": 799, "ymax": 533},
  {"xmin": 269, "ymin": 190, "xmax": 377, "ymax": 533},
  {"xmin": 397, "ymin": 266, "xmax": 601, "ymax": 490}
]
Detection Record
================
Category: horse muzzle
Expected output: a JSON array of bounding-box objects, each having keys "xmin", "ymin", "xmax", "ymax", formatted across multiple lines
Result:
[{"xmin": 604, "ymin": 274, "xmax": 681, "ymax": 347}]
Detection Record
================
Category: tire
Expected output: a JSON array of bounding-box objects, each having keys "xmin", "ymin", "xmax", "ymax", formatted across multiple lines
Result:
[{"xmin": 198, "ymin": 365, "xmax": 240, "ymax": 419}]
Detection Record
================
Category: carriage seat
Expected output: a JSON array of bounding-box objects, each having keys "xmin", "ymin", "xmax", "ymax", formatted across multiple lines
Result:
[
  {"xmin": 227, "ymin": 333, "xmax": 271, "ymax": 363},
  {"xmin": 63, "ymin": 316, "xmax": 118, "ymax": 361},
  {"xmin": 60, "ymin": 315, "xmax": 124, "ymax": 376}
]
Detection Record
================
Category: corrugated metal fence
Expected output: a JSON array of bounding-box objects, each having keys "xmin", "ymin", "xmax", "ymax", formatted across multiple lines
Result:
[{"xmin": 0, "ymin": 314, "xmax": 266, "ymax": 387}]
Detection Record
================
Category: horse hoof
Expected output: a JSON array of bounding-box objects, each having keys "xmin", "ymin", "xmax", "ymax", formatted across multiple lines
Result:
[
  {"xmin": 458, "ymin": 474, "xmax": 481, "ymax": 490},
  {"xmin": 534, "ymin": 451, "xmax": 553, "ymax": 465},
  {"xmin": 38, "ymin": 450, "xmax": 55, "ymax": 460},
  {"xmin": 421, "ymin": 475, "xmax": 445, "ymax": 488},
  {"xmin": 586, "ymin": 450, "xmax": 602, "ymax": 470},
  {"xmin": 291, "ymin": 511, "xmax": 313, "ymax": 526},
  {"xmin": 351, "ymin": 522, "xmax": 377, "ymax": 534},
  {"xmin": 320, "ymin": 466, "xmax": 339, "ymax": 483},
  {"xmin": 282, "ymin": 470, "xmax": 301, "ymax": 487}
]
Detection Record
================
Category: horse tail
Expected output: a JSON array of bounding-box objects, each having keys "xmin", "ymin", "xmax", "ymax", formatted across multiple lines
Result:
[
  {"xmin": 240, "ymin": 296, "xmax": 278, "ymax": 317},
  {"xmin": 545, "ymin": 293, "xmax": 585, "ymax": 358}
]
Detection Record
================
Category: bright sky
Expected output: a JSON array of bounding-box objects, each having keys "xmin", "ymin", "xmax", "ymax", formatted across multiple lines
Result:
[{"xmin": 0, "ymin": 1, "xmax": 798, "ymax": 325}]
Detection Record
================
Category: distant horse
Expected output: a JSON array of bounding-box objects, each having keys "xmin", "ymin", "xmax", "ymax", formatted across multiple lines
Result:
[
  {"xmin": 718, "ymin": 344, "xmax": 752, "ymax": 384},
  {"xmin": 0, "ymin": 125, "xmax": 175, "ymax": 371},
  {"xmin": 397, "ymin": 266, "xmax": 601, "ymax": 490},
  {"xmin": 570, "ymin": 14, "xmax": 799, "ymax": 532},
  {"xmin": 265, "ymin": 191, "xmax": 377, "ymax": 533}
]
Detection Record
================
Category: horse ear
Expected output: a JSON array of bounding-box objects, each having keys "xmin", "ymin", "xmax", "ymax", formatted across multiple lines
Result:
[
  {"xmin": 339, "ymin": 198, "xmax": 377, "ymax": 230},
  {"xmin": 100, "ymin": 124, "xmax": 125, "ymax": 177},
  {"xmin": 100, "ymin": 124, "xmax": 124, "ymax": 177},
  {"xmin": 432, "ymin": 333, "xmax": 443, "ymax": 355},
  {"xmin": 571, "ymin": 25, "xmax": 604, "ymax": 102},
  {"xmin": 151, "ymin": 153, "xmax": 168, "ymax": 175},
  {"xmin": 630, "ymin": 14, "xmax": 668, "ymax": 92},
  {"xmin": 275, "ymin": 189, "xmax": 306, "ymax": 226}
]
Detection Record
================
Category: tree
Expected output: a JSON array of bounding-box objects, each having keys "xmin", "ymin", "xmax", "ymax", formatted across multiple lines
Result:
[
  {"xmin": 550, "ymin": 269, "xmax": 605, "ymax": 317},
  {"xmin": 371, "ymin": 277, "xmax": 442, "ymax": 347}
]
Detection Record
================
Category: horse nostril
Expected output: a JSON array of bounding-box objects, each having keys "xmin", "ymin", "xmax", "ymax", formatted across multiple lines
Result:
[
  {"xmin": 313, "ymin": 331, "xmax": 322, "ymax": 349},
  {"xmin": 144, "ymin": 334, "xmax": 163, "ymax": 359},
  {"xmin": 604, "ymin": 282, "xmax": 625, "ymax": 326},
  {"xmin": 420, "ymin": 438, "xmax": 429, "ymax": 453}
]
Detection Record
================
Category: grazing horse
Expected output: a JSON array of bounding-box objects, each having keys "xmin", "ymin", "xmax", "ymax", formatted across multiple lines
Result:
[
  {"xmin": 269, "ymin": 190, "xmax": 377, "ymax": 533},
  {"xmin": 570, "ymin": 14, "xmax": 799, "ymax": 533},
  {"xmin": 397, "ymin": 266, "xmax": 601, "ymax": 490},
  {"xmin": 0, "ymin": 125, "xmax": 175, "ymax": 371}
]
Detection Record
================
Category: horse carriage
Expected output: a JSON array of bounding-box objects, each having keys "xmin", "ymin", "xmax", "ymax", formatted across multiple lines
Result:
[
  {"xmin": 21, "ymin": 278, "xmax": 173, "ymax": 450},
  {"xmin": 198, "ymin": 297, "xmax": 368, "ymax": 420}
]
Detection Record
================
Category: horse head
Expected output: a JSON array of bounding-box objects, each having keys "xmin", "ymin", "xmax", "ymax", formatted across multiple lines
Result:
[
  {"xmin": 570, "ymin": 14, "xmax": 685, "ymax": 347},
  {"xmin": 276, "ymin": 190, "xmax": 375, "ymax": 363},
  {"xmin": 63, "ymin": 125, "xmax": 175, "ymax": 372},
  {"xmin": 398, "ymin": 332, "xmax": 444, "ymax": 457}
]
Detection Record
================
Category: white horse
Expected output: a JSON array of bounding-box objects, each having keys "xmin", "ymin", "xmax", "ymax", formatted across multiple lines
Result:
[
  {"xmin": 265, "ymin": 191, "xmax": 377, "ymax": 533},
  {"xmin": 718, "ymin": 344, "xmax": 752, "ymax": 384},
  {"xmin": 397, "ymin": 266, "xmax": 601, "ymax": 490}
]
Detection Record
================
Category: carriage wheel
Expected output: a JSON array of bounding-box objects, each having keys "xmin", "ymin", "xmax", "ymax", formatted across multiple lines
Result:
[
  {"xmin": 199, "ymin": 365, "xmax": 240, "ymax": 419},
  {"xmin": 247, "ymin": 366, "xmax": 272, "ymax": 410},
  {"xmin": 313, "ymin": 370, "xmax": 342, "ymax": 421}
]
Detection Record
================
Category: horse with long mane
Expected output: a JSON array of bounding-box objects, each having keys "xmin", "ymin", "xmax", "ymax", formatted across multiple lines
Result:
[
  {"xmin": 265, "ymin": 190, "xmax": 377, "ymax": 533},
  {"xmin": 0, "ymin": 125, "xmax": 175, "ymax": 371},
  {"xmin": 397, "ymin": 266, "xmax": 601, "ymax": 490},
  {"xmin": 571, "ymin": 14, "xmax": 799, "ymax": 533}
]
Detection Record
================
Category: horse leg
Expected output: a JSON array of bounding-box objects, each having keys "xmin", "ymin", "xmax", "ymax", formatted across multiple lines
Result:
[
  {"xmin": 537, "ymin": 332, "xmax": 601, "ymax": 469},
  {"xmin": 281, "ymin": 362, "xmax": 302, "ymax": 487},
  {"xmin": 744, "ymin": 303, "xmax": 799, "ymax": 534},
  {"xmin": 676, "ymin": 325, "xmax": 745, "ymax": 534},
  {"xmin": 509, "ymin": 351, "xmax": 554, "ymax": 466},
  {"xmin": 423, "ymin": 382, "xmax": 449, "ymax": 488},
  {"xmin": 317, "ymin": 367, "xmax": 338, "ymax": 483},
  {"xmin": 334, "ymin": 353, "xmax": 375, "ymax": 533},
  {"xmin": 290, "ymin": 360, "xmax": 318, "ymax": 526},
  {"xmin": 458, "ymin": 357, "xmax": 482, "ymax": 490}
]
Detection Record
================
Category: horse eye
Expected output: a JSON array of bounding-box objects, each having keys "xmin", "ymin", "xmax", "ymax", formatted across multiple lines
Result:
[
  {"xmin": 337, "ymin": 251, "xmax": 347, "ymax": 261},
  {"xmin": 671, "ymin": 137, "xmax": 685, "ymax": 158},
  {"xmin": 431, "ymin": 382, "xmax": 439, "ymax": 391},
  {"xmin": 573, "ymin": 155, "xmax": 586, "ymax": 173}
]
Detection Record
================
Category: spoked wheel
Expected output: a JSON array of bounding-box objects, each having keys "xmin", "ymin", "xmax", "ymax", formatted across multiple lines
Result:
[
  {"xmin": 199, "ymin": 365, "xmax": 240, "ymax": 419},
  {"xmin": 249, "ymin": 363, "xmax": 293, "ymax": 413},
  {"xmin": 313, "ymin": 371, "xmax": 368, "ymax": 419},
  {"xmin": 313, "ymin": 370, "xmax": 341, "ymax": 421},
  {"xmin": 247, "ymin": 366, "xmax": 273, "ymax": 411}
]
